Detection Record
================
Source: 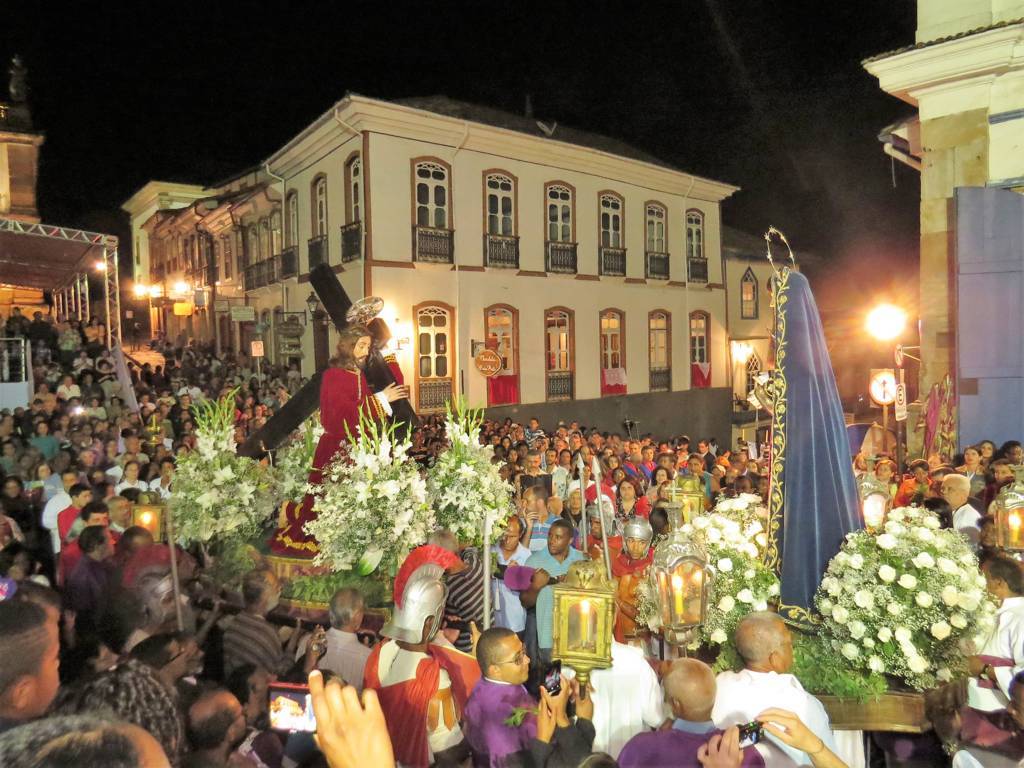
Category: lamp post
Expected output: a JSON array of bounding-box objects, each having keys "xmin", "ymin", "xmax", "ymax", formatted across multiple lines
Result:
[{"xmin": 866, "ymin": 304, "xmax": 909, "ymax": 471}]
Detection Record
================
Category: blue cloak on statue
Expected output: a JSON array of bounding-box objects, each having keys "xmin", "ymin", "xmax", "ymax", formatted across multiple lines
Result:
[{"xmin": 764, "ymin": 266, "xmax": 862, "ymax": 626}]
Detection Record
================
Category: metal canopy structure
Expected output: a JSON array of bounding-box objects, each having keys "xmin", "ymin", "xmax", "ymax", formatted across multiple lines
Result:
[{"xmin": 0, "ymin": 217, "xmax": 121, "ymax": 347}]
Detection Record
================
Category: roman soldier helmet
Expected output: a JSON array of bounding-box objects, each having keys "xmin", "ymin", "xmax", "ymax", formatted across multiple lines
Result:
[
  {"xmin": 622, "ymin": 515, "xmax": 654, "ymax": 545},
  {"xmin": 381, "ymin": 545, "xmax": 460, "ymax": 644}
]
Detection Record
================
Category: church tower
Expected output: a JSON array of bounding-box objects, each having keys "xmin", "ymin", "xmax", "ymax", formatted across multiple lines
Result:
[{"xmin": 0, "ymin": 55, "xmax": 44, "ymax": 223}]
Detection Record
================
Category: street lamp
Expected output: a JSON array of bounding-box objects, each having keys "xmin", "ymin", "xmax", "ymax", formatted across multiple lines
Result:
[
  {"xmin": 866, "ymin": 304, "xmax": 906, "ymax": 341},
  {"xmin": 133, "ymin": 283, "xmax": 150, "ymax": 298}
]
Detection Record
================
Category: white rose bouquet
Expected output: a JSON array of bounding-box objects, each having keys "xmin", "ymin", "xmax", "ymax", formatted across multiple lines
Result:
[
  {"xmin": 816, "ymin": 506, "xmax": 997, "ymax": 690},
  {"xmin": 273, "ymin": 413, "xmax": 324, "ymax": 505},
  {"xmin": 169, "ymin": 390, "xmax": 277, "ymax": 545},
  {"xmin": 305, "ymin": 410, "xmax": 434, "ymax": 576},
  {"xmin": 426, "ymin": 399, "xmax": 511, "ymax": 546}
]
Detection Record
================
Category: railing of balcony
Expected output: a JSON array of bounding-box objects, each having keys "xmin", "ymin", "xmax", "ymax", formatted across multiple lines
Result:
[
  {"xmin": 417, "ymin": 379, "xmax": 453, "ymax": 412},
  {"xmin": 545, "ymin": 242, "xmax": 577, "ymax": 274},
  {"xmin": 485, "ymin": 234, "xmax": 519, "ymax": 268},
  {"xmin": 413, "ymin": 225, "xmax": 454, "ymax": 264},
  {"xmin": 645, "ymin": 251, "xmax": 670, "ymax": 280},
  {"xmin": 340, "ymin": 222, "xmax": 362, "ymax": 263},
  {"xmin": 308, "ymin": 234, "xmax": 329, "ymax": 270},
  {"xmin": 649, "ymin": 367, "xmax": 671, "ymax": 392},
  {"xmin": 546, "ymin": 371, "xmax": 574, "ymax": 401},
  {"xmin": 599, "ymin": 247, "xmax": 626, "ymax": 276},
  {"xmin": 279, "ymin": 247, "xmax": 298, "ymax": 279},
  {"xmin": 688, "ymin": 257, "xmax": 709, "ymax": 283}
]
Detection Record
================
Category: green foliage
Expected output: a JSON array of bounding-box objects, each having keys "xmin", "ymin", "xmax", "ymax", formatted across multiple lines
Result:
[
  {"xmin": 283, "ymin": 570, "xmax": 390, "ymax": 607},
  {"xmin": 791, "ymin": 632, "xmax": 889, "ymax": 701},
  {"xmin": 205, "ymin": 539, "xmax": 257, "ymax": 589}
]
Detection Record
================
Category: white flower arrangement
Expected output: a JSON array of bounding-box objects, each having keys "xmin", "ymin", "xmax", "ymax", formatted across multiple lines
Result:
[
  {"xmin": 169, "ymin": 390, "xmax": 277, "ymax": 545},
  {"xmin": 425, "ymin": 399, "xmax": 511, "ymax": 546},
  {"xmin": 816, "ymin": 506, "xmax": 997, "ymax": 690},
  {"xmin": 273, "ymin": 413, "xmax": 324, "ymax": 505},
  {"xmin": 304, "ymin": 410, "xmax": 434, "ymax": 576},
  {"xmin": 636, "ymin": 494, "xmax": 779, "ymax": 648}
]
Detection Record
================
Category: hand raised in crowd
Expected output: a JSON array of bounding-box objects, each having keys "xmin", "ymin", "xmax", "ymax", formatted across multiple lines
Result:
[
  {"xmin": 537, "ymin": 676, "xmax": 572, "ymax": 743},
  {"xmin": 309, "ymin": 669, "xmax": 395, "ymax": 768},
  {"xmin": 697, "ymin": 726, "xmax": 742, "ymax": 768},
  {"xmin": 756, "ymin": 708, "xmax": 842, "ymax": 766}
]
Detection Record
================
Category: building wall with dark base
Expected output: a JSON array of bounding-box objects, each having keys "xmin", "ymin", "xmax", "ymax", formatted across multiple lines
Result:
[{"xmin": 484, "ymin": 387, "xmax": 733, "ymax": 441}]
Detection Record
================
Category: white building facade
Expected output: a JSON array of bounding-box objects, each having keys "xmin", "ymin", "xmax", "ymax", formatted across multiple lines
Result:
[{"xmin": 124, "ymin": 95, "xmax": 744, "ymax": 432}]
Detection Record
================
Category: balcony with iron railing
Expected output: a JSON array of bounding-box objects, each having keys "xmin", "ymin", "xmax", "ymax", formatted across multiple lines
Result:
[
  {"xmin": 645, "ymin": 251, "xmax": 670, "ymax": 280},
  {"xmin": 413, "ymin": 225, "xmax": 454, "ymax": 264},
  {"xmin": 649, "ymin": 367, "xmax": 671, "ymax": 392},
  {"xmin": 545, "ymin": 242, "xmax": 577, "ymax": 274},
  {"xmin": 688, "ymin": 257, "xmax": 709, "ymax": 283},
  {"xmin": 417, "ymin": 379, "xmax": 453, "ymax": 412},
  {"xmin": 598, "ymin": 246, "xmax": 626, "ymax": 276},
  {"xmin": 545, "ymin": 371, "xmax": 574, "ymax": 401},
  {"xmin": 279, "ymin": 247, "xmax": 298, "ymax": 279},
  {"xmin": 485, "ymin": 234, "xmax": 519, "ymax": 268},
  {"xmin": 308, "ymin": 234, "xmax": 329, "ymax": 270},
  {"xmin": 340, "ymin": 221, "xmax": 362, "ymax": 263}
]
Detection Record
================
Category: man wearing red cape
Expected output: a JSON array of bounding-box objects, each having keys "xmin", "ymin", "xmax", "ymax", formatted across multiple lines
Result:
[
  {"xmin": 271, "ymin": 324, "xmax": 408, "ymax": 555},
  {"xmin": 364, "ymin": 545, "xmax": 481, "ymax": 767}
]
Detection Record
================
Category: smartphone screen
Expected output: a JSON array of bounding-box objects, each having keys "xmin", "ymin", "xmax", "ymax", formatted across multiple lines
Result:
[
  {"xmin": 268, "ymin": 683, "xmax": 316, "ymax": 733},
  {"xmin": 737, "ymin": 721, "xmax": 762, "ymax": 748},
  {"xmin": 543, "ymin": 660, "xmax": 562, "ymax": 695}
]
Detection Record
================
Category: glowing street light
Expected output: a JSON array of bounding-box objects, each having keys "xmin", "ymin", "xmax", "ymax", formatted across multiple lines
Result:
[
  {"xmin": 133, "ymin": 283, "xmax": 150, "ymax": 298},
  {"xmin": 731, "ymin": 340, "xmax": 754, "ymax": 365},
  {"xmin": 866, "ymin": 304, "xmax": 906, "ymax": 341},
  {"xmin": 173, "ymin": 281, "xmax": 190, "ymax": 295}
]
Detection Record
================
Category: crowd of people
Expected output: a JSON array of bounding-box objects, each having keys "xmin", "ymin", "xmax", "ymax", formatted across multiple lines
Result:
[{"xmin": 1, "ymin": 308, "xmax": 1023, "ymax": 767}]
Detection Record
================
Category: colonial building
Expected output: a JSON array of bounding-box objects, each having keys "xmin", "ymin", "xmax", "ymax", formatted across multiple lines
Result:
[
  {"xmin": 124, "ymin": 94, "xmax": 751, "ymax": 435},
  {"xmin": 864, "ymin": 1, "xmax": 1024, "ymax": 445}
]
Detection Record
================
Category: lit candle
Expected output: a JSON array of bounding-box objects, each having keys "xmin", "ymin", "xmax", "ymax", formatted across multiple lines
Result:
[
  {"xmin": 1010, "ymin": 512, "xmax": 1022, "ymax": 546},
  {"xmin": 579, "ymin": 599, "xmax": 592, "ymax": 647},
  {"xmin": 671, "ymin": 574, "xmax": 684, "ymax": 618}
]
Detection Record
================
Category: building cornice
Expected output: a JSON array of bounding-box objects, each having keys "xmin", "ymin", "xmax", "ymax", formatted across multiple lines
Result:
[
  {"xmin": 0, "ymin": 130, "xmax": 44, "ymax": 147},
  {"xmin": 267, "ymin": 95, "xmax": 739, "ymax": 203},
  {"xmin": 121, "ymin": 181, "xmax": 207, "ymax": 217},
  {"xmin": 864, "ymin": 22, "xmax": 1024, "ymax": 106}
]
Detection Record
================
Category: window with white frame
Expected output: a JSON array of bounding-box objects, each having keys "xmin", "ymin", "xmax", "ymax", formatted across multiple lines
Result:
[
  {"xmin": 741, "ymin": 268, "xmax": 758, "ymax": 319},
  {"xmin": 686, "ymin": 211, "xmax": 704, "ymax": 262},
  {"xmin": 600, "ymin": 194, "xmax": 623, "ymax": 248},
  {"xmin": 546, "ymin": 310, "xmax": 572, "ymax": 372},
  {"xmin": 745, "ymin": 353, "xmax": 762, "ymax": 395},
  {"xmin": 646, "ymin": 203, "xmax": 666, "ymax": 252},
  {"xmin": 414, "ymin": 161, "xmax": 449, "ymax": 229},
  {"xmin": 600, "ymin": 310, "xmax": 624, "ymax": 369},
  {"xmin": 649, "ymin": 312, "xmax": 669, "ymax": 369},
  {"xmin": 270, "ymin": 212, "xmax": 282, "ymax": 255},
  {"xmin": 486, "ymin": 174, "xmax": 515, "ymax": 236},
  {"xmin": 347, "ymin": 156, "xmax": 361, "ymax": 223},
  {"xmin": 485, "ymin": 306, "xmax": 516, "ymax": 373},
  {"xmin": 286, "ymin": 192, "xmax": 299, "ymax": 248},
  {"xmin": 417, "ymin": 305, "xmax": 450, "ymax": 379},
  {"xmin": 689, "ymin": 311, "xmax": 709, "ymax": 364},
  {"xmin": 546, "ymin": 185, "xmax": 573, "ymax": 242},
  {"xmin": 313, "ymin": 176, "xmax": 328, "ymax": 237}
]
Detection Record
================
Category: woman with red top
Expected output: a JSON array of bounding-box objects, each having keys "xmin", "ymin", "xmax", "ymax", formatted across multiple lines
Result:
[{"xmin": 617, "ymin": 478, "xmax": 650, "ymax": 519}]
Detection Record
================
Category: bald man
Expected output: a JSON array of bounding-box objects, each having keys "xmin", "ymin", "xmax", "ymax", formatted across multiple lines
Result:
[
  {"xmin": 942, "ymin": 474, "xmax": 981, "ymax": 544},
  {"xmin": 712, "ymin": 612, "xmax": 837, "ymax": 767},
  {"xmin": 618, "ymin": 659, "xmax": 764, "ymax": 768}
]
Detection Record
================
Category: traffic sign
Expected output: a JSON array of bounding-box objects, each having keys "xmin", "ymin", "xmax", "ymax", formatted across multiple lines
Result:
[
  {"xmin": 869, "ymin": 369, "xmax": 897, "ymax": 406},
  {"xmin": 894, "ymin": 344, "xmax": 904, "ymax": 368},
  {"xmin": 895, "ymin": 383, "xmax": 908, "ymax": 422},
  {"xmin": 250, "ymin": 340, "xmax": 265, "ymax": 358}
]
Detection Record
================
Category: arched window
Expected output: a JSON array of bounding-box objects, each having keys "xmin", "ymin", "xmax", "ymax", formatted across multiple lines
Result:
[
  {"xmin": 686, "ymin": 210, "xmax": 706, "ymax": 282},
  {"xmin": 485, "ymin": 304, "xmax": 519, "ymax": 406},
  {"xmin": 415, "ymin": 302, "xmax": 454, "ymax": 413},
  {"xmin": 220, "ymin": 235, "xmax": 232, "ymax": 280},
  {"xmin": 600, "ymin": 309, "xmax": 626, "ymax": 395},
  {"xmin": 258, "ymin": 218, "xmax": 271, "ymax": 261},
  {"xmin": 599, "ymin": 193, "xmax": 623, "ymax": 248},
  {"xmin": 689, "ymin": 310, "xmax": 711, "ymax": 388},
  {"xmin": 286, "ymin": 191, "xmax": 299, "ymax": 248},
  {"xmin": 345, "ymin": 155, "xmax": 362, "ymax": 223},
  {"xmin": 545, "ymin": 184, "xmax": 574, "ymax": 243},
  {"xmin": 544, "ymin": 307, "xmax": 574, "ymax": 401},
  {"xmin": 646, "ymin": 202, "xmax": 667, "ymax": 253},
  {"xmin": 745, "ymin": 353, "xmax": 762, "ymax": 396},
  {"xmin": 648, "ymin": 310, "xmax": 671, "ymax": 392},
  {"xmin": 270, "ymin": 212, "xmax": 282, "ymax": 256},
  {"xmin": 245, "ymin": 225, "xmax": 258, "ymax": 268},
  {"xmin": 312, "ymin": 175, "xmax": 328, "ymax": 237},
  {"xmin": 485, "ymin": 173, "xmax": 515, "ymax": 236},
  {"xmin": 413, "ymin": 160, "xmax": 450, "ymax": 229},
  {"xmin": 741, "ymin": 268, "xmax": 758, "ymax": 319}
]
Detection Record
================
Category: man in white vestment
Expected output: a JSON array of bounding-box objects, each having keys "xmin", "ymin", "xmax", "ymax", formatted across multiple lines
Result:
[{"xmin": 967, "ymin": 556, "xmax": 1024, "ymax": 711}]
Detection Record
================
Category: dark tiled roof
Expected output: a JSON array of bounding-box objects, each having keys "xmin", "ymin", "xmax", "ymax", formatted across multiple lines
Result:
[
  {"xmin": 863, "ymin": 17, "xmax": 1024, "ymax": 64},
  {"xmin": 390, "ymin": 95, "xmax": 686, "ymax": 174}
]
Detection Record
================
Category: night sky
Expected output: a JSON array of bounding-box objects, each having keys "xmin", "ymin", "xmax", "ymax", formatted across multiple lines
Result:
[{"xmin": 2, "ymin": 1, "xmax": 921, "ymax": 377}]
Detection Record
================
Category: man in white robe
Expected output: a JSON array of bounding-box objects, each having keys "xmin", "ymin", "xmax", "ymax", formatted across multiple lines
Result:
[{"xmin": 967, "ymin": 556, "xmax": 1024, "ymax": 712}]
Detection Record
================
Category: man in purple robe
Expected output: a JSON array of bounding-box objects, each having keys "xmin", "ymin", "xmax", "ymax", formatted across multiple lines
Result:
[{"xmin": 618, "ymin": 658, "xmax": 765, "ymax": 768}]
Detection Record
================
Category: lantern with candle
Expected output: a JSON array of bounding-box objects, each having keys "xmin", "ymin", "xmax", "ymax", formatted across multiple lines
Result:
[
  {"xmin": 995, "ymin": 466, "xmax": 1024, "ymax": 551},
  {"xmin": 663, "ymin": 475, "xmax": 705, "ymax": 529},
  {"xmin": 132, "ymin": 501, "xmax": 165, "ymax": 542},
  {"xmin": 650, "ymin": 529, "xmax": 713, "ymax": 647},
  {"xmin": 858, "ymin": 457, "xmax": 890, "ymax": 533},
  {"xmin": 551, "ymin": 560, "xmax": 615, "ymax": 688}
]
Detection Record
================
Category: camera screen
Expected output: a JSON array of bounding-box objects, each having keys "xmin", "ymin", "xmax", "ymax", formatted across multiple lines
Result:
[{"xmin": 268, "ymin": 686, "xmax": 316, "ymax": 733}]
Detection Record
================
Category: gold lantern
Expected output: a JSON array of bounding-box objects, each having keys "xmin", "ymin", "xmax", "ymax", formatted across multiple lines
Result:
[
  {"xmin": 650, "ymin": 529, "xmax": 713, "ymax": 647},
  {"xmin": 995, "ymin": 466, "xmax": 1024, "ymax": 551},
  {"xmin": 132, "ymin": 501, "xmax": 165, "ymax": 543},
  {"xmin": 664, "ymin": 475, "xmax": 705, "ymax": 529},
  {"xmin": 551, "ymin": 560, "xmax": 615, "ymax": 688},
  {"xmin": 858, "ymin": 457, "xmax": 890, "ymax": 533}
]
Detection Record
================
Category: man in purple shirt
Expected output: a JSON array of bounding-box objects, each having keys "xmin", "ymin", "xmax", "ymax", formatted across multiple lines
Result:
[
  {"xmin": 66, "ymin": 525, "xmax": 114, "ymax": 621},
  {"xmin": 619, "ymin": 658, "xmax": 765, "ymax": 768}
]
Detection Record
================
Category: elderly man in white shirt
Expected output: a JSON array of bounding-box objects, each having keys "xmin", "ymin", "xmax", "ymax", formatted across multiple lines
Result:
[
  {"xmin": 712, "ymin": 611, "xmax": 850, "ymax": 767},
  {"xmin": 304, "ymin": 587, "xmax": 373, "ymax": 695},
  {"xmin": 943, "ymin": 473, "xmax": 981, "ymax": 544}
]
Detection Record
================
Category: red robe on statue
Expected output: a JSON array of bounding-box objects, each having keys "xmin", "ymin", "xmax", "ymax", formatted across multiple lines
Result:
[{"xmin": 270, "ymin": 358, "xmax": 403, "ymax": 556}]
